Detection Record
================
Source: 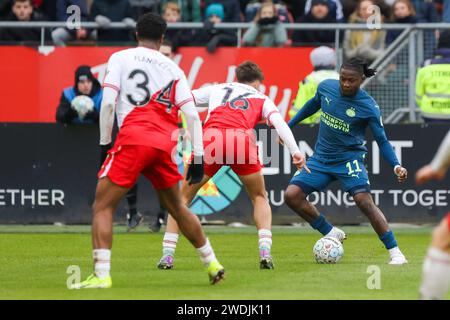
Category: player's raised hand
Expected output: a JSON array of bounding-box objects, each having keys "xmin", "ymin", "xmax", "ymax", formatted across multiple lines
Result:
[
  {"xmin": 186, "ymin": 155, "xmax": 204, "ymax": 185},
  {"xmin": 394, "ymin": 166, "xmax": 408, "ymax": 183},
  {"xmin": 415, "ymin": 165, "xmax": 446, "ymax": 185},
  {"xmin": 293, "ymin": 152, "xmax": 310, "ymax": 173}
]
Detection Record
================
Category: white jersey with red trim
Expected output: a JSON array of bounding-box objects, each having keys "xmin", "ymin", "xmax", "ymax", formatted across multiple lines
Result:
[
  {"xmin": 103, "ymin": 46, "xmax": 193, "ymax": 152},
  {"xmin": 192, "ymin": 82, "xmax": 280, "ymax": 130}
]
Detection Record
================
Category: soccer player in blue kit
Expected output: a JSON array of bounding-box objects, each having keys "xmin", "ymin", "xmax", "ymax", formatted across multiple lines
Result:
[{"xmin": 285, "ymin": 57, "xmax": 409, "ymax": 265}]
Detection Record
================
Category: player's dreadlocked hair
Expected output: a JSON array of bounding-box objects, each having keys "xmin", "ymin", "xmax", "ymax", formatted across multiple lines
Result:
[
  {"xmin": 341, "ymin": 57, "xmax": 377, "ymax": 78},
  {"xmin": 136, "ymin": 13, "xmax": 167, "ymax": 41}
]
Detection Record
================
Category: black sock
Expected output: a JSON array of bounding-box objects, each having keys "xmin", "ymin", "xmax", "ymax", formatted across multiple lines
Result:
[
  {"xmin": 157, "ymin": 204, "xmax": 167, "ymax": 220},
  {"xmin": 126, "ymin": 185, "xmax": 138, "ymax": 216}
]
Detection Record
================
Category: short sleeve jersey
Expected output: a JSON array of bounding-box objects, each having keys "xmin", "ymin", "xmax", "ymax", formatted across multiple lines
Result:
[
  {"xmin": 192, "ymin": 82, "xmax": 280, "ymax": 130},
  {"xmin": 103, "ymin": 47, "xmax": 193, "ymax": 153}
]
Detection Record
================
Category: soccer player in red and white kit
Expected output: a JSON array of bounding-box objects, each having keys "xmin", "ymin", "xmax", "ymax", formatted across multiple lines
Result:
[
  {"xmin": 157, "ymin": 61, "xmax": 309, "ymax": 270},
  {"xmin": 416, "ymin": 130, "xmax": 450, "ymax": 299},
  {"xmin": 72, "ymin": 13, "xmax": 225, "ymax": 289}
]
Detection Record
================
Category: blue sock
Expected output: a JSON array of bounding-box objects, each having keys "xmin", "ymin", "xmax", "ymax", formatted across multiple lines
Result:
[
  {"xmin": 310, "ymin": 214, "xmax": 333, "ymax": 236},
  {"xmin": 379, "ymin": 230, "xmax": 398, "ymax": 250}
]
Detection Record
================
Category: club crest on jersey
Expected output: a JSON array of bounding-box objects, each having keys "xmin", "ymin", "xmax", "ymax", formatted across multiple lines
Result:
[
  {"xmin": 346, "ymin": 107, "xmax": 356, "ymax": 118},
  {"xmin": 324, "ymin": 97, "xmax": 332, "ymax": 105}
]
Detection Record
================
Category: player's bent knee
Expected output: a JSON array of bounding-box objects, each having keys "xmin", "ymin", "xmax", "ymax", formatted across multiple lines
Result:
[
  {"xmin": 354, "ymin": 195, "xmax": 375, "ymax": 213},
  {"xmin": 284, "ymin": 186, "xmax": 306, "ymax": 207}
]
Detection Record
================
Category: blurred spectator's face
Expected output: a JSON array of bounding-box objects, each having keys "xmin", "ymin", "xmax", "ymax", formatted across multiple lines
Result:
[
  {"xmin": 163, "ymin": 9, "xmax": 180, "ymax": 23},
  {"xmin": 209, "ymin": 14, "xmax": 222, "ymax": 24},
  {"xmin": 359, "ymin": 0, "xmax": 374, "ymax": 20},
  {"xmin": 394, "ymin": 2, "xmax": 411, "ymax": 19},
  {"xmin": 78, "ymin": 80, "xmax": 93, "ymax": 95},
  {"xmin": 260, "ymin": 6, "xmax": 275, "ymax": 19},
  {"xmin": 12, "ymin": 1, "xmax": 33, "ymax": 21},
  {"xmin": 311, "ymin": 4, "xmax": 329, "ymax": 19},
  {"xmin": 160, "ymin": 45, "xmax": 174, "ymax": 59}
]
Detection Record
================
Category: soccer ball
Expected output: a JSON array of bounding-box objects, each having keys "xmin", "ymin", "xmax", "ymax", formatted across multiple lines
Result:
[
  {"xmin": 71, "ymin": 95, "xmax": 94, "ymax": 119},
  {"xmin": 313, "ymin": 236, "xmax": 344, "ymax": 264}
]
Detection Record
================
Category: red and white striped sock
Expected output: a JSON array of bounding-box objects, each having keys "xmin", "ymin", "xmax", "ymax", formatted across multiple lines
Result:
[
  {"xmin": 420, "ymin": 247, "xmax": 450, "ymax": 300},
  {"xmin": 93, "ymin": 249, "xmax": 111, "ymax": 279},
  {"xmin": 196, "ymin": 238, "xmax": 217, "ymax": 266},
  {"xmin": 258, "ymin": 229, "xmax": 272, "ymax": 258},
  {"xmin": 162, "ymin": 232, "xmax": 179, "ymax": 257}
]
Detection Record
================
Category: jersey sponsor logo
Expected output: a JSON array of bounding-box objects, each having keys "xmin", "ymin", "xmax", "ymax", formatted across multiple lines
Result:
[{"xmin": 320, "ymin": 112, "xmax": 350, "ymax": 133}]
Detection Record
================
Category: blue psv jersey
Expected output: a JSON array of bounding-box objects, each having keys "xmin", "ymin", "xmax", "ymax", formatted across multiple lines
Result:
[{"xmin": 289, "ymin": 79, "xmax": 400, "ymax": 167}]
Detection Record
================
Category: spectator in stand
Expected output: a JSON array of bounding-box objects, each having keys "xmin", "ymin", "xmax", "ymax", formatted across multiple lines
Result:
[
  {"xmin": 410, "ymin": 0, "xmax": 439, "ymax": 23},
  {"xmin": 1, "ymin": 0, "xmax": 57, "ymax": 20},
  {"xmin": 0, "ymin": 0, "xmax": 49, "ymax": 43},
  {"xmin": 52, "ymin": 0, "xmax": 91, "ymax": 46},
  {"xmin": 204, "ymin": 0, "xmax": 242, "ymax": 22},
  {"xmin": 343, "ymin": 0, "xmax": 386, "ymax": 63},
  {"xmin": 245, "ymin": 0, "xmax": 293, "ymax": 23},
  {"xmin": 289, "ymin": 46, "xmax": 339, "ymax": 123},
  {"xmin": 341, "ymin": 0, "xmax": 391, "ymax": 22},
  {"xmin": 161, "ymin": 1, "xmax": 196, "ymax": 50},
  {"xmin": 292, "ymin": 0, "xmax": 337, "ymax": 46},
  {"xmin": 304, "ymin": 0, "xmax": 344, "ymax": 21},
  {"xmin": 282, "ymin": 0, "xmax": 307, "ymax": 21},
  {"xmin": 56, "ymin": 65, "xmax": 102, "ymax": 124},
  {"xmin": 415, "ymin": 30, "xmax": 450, "ymax": 123},
  {"xmin": 160, "ymin": 0, "xmax": 201, "ymax": 22},
  {"xmin": 90, "ymin": 0, "xmax": 135, "ymax": 43},
  {"xmin": 386, "ymin": 0, "xmax": 418, "ymax": 44},
  {"xmin": 242, "ymin": 1, "xmax": 288, "ymax": 47},
  {"xmin": 195, "ymin": 3, "xmax": 237, "ymax": 53}
]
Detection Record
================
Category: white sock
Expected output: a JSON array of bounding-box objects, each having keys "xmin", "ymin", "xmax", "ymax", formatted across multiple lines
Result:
[
  {"xmin": 258, "ymin": 229, "xmax": 272, "ymax": 258},
  {"xmin": 389, "ymin": 246, "xmax": 402, "ymax": 257},
  {"xmin": 196, "ymin": 238, "xmax": 217, "ymax": 266},
  {"xmin": 162, "ymin": 232, "xmax": 179, "ymax": 257},
  {"xmin": 93, "ymin": 249, "xmax": 111, "ymax": 279},
  {"xmin": 420, "ymin": 247, "xmax": 450, "ymax": 300}
]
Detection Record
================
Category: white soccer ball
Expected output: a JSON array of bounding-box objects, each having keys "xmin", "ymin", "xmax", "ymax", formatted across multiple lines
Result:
[
  {"xmin": 313, "ymin": 236, "xmax": 344, "ymax": 264},
  {"xmin": 71, "ymin": 95, "xmax": 94, "ymax": 119}
]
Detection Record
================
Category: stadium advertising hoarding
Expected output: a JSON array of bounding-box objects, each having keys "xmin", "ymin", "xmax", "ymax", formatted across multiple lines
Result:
[
  {"xmin": 0, "ymin": 123, "xmax": 448, "ymax": 224},
  {"xmin": 0, "ymin": 46, "xmax": 313, "ymax": 122}
]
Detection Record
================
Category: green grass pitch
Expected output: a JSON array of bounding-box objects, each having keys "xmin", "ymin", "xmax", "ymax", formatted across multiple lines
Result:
[{"xmin": 0, "ymin": 224, "xmax": 448, "ymax": 300}]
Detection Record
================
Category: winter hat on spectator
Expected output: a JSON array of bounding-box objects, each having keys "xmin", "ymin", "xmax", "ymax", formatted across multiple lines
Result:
[
  {"xmin": 205, "ymin": 3, "xmax": 225, "ymax": 20},
  {"xmin": 311, "ymin": 0, "xmax": 329, "ymax": 7},
  {"xmin": 310, "ymin": 46, "xmax": 336, "ymax": 67},
  {"xmin": 74, "ymin": 65, "xmax": 101, "ymax": 96}
]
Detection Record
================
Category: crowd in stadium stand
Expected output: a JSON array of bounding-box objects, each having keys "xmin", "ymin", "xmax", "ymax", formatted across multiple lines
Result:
[{"xmin": 0, "ymin": 0, "xmax": 446, "ymax": 48}]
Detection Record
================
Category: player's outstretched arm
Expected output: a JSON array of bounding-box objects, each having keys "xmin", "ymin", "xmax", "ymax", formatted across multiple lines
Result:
[
  {"xmin": 416, "ymin": 130, "xmax": 450, "ymax": 184},
  {"xmin": 368, "ymin": 111, "xmax": 407, "ymax": 183},
  {"xmin": 99, "ymin": 87, "xmax": 118, "ymax": 162},
  {"xmin": 287, "ymin": 93, "xmax": 321, "ymax": 128},
  {"xmin": 270, "ymin": 112, "xmax": 310, "ymax": 173}
]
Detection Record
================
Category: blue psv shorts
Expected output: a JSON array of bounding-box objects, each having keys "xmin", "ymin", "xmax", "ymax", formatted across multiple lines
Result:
[{"xmin": 289, "ymin": 156, "xmax": 371, "ymax": 196}]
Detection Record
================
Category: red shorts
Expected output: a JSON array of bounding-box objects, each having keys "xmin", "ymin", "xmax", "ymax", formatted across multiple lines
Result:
[
  {"xmin": 447, "ymin": 213, "xmax": 450, "ymax": 231},
  {"xmin": 202, "ymin": 128, "xmax": 263, "ymax": 177},
  {"xmin": 98, "ymin": 144, "xmax": 182, "ymax": 190}
]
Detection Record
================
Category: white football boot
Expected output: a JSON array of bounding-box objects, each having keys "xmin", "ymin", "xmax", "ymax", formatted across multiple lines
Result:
[
  {"xmin": 326, "ymin": 227, "xmax": 347, "ymax": 243},
  {"xmin": 388, "ymin": 247, "xmax": 408, "ymax": 265}
]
